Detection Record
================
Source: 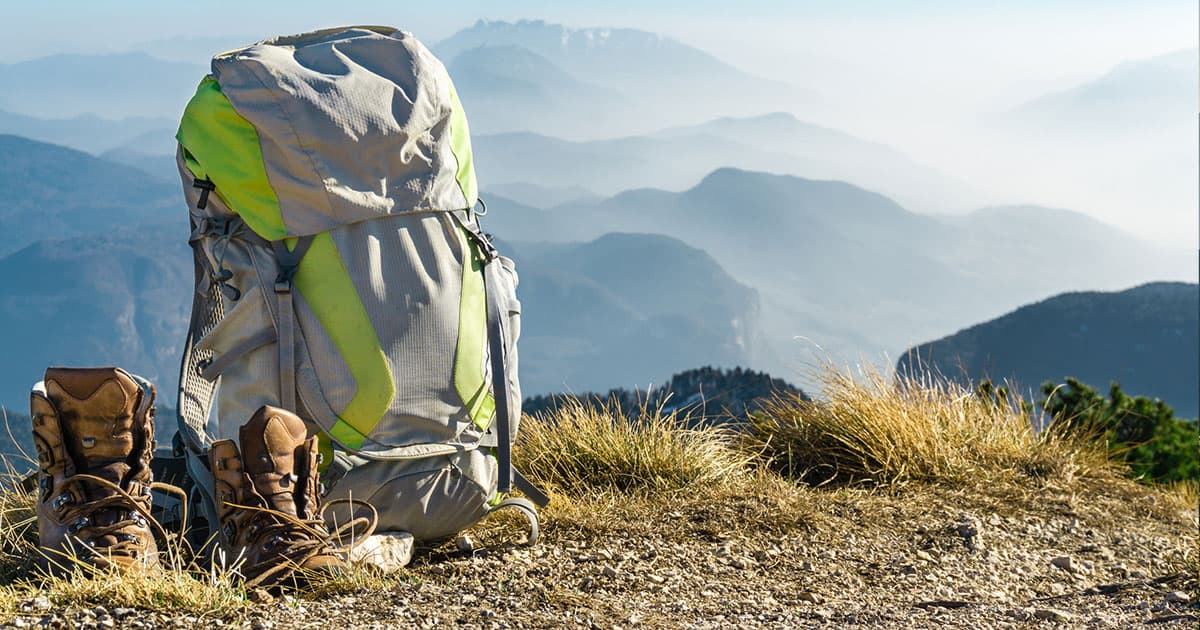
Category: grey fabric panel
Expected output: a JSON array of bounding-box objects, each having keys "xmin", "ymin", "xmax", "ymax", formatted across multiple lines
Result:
[
  {"xmin": 323, "ymin": 448, "xmax": 497, "ymax": 542},
  {"xmin": 211, "ymin": 27, "xmax": 470, "ymax": 237},
  {"xmin": 323, "ymin": 213, "xmax": 469, "ymax": 447}
]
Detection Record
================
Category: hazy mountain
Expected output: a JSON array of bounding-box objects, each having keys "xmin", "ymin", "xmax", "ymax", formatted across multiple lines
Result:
[
  {"xmin": 483, "ymin": 183, "xmax": 599, "ymax": 209},
  {"xmin": 0, "ymin": 135, "xmax": 179, "ymax": 257},
  {"xmin": 473, "ymin": 112, "xmax": 978, "ymax": 213},
  {"xmin": 507, "ymin": 233, "xmax": 760, "ymax": 395},
  {"xmin": 897, "ymin": 283, "xmax": 1199, "ymax": 419},
  {"xmin": 0, "ymin": 223, "xmax": 192, "ymax": 414},
  {"xmin": 1007, "ymin": 48, "xmax": 1197, "ymax": 136},
  {"xmin": 449, "ymin": 44, "xmax": 628, "ymax": 136},
  {"xmin": 484, "ymin": 168, "xmax": 1189, "ymax": 377},
  {"xmin": 0, "ymin": 109, "xmax": 174, "ymax": 155},
  {"xmin": 0, "ymin": 53, "xmax": 204, "ymax": 119},
  {"xmin": 436, "ymin": 20, "xmax": 812, "ymax": 137}
]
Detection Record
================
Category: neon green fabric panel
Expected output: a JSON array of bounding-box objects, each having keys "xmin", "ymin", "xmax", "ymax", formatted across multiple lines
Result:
[
  {"xmin": 295, "ymin": 233, "xmax": 396, "ymax": 443},
  {"xmin": 176, "ymin": 77, "xmax": 289, "ymax": 240},
  {"xmin": 446, "ymin": 79, "xmax": 478, "ymax": 208},
  {"xmin": 454, "ymin": 228, "xmax": 495, "ymax": 430}
]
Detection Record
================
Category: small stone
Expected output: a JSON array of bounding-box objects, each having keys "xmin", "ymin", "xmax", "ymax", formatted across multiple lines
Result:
[
  {"xmin": 12, "ymin": 617, "xmax": 27, "ymax": 629},
  {"xmin": 461, "ymin": 594, "xmax": 478, "ymax": 604},
  {"xmin": 111, "ymin": 609, "xmax": 135, "ymax": 619},
  {"xmin": 798, "ymin": 591, "xmax": 824, "ymax": 604},
  {"xmin": 29, "ymin": 597, "xmax": 50, "ymax": 611},
  {"xmin": 601, "ymin": 565, "xmax": 619, "ymax": 578},
  {"xmin": 98, "ymin": 619, "xmax": 114, "ymax": 629},
  {"xmin": 1050, "ymin": 556, "xmax": 1074, "ymax": 571},
  {"xmin": 1006, "ymin": 608, "xmax": 1032, "ymax": 621},
  {"xmin": 1033, "ymin": 608, "xmax": 1072, "ymax": 622},
  {"xmin": 248, "ymin": 588, "xmax": 274, "ymax": 604},
  {"xmin": 647, "ymin": 574, "xmax": 666, "ymax": 584},
  {"xmin": 1165, "ymin": 591, "xmax": 1191, "ymax": 603},
  {"xmin": 455, "ymin": 534, "xmax": 474, "ymax": 553},
  {"xmin": 730, "ymin": 558, "xmax": 753, "ymax": 570},
  {"xmin": 915, "ymin": 550, "xmax": 934, "ymax": 562}
]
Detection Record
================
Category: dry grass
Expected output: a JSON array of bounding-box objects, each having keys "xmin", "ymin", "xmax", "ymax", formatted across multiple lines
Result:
[
  {"xmin": 744, "ymin": 366, "xmax": 1118, "ymax": 488},
  {"xmin": 515, "ymin": 398, "xmax": 755, "ymax": 497}
]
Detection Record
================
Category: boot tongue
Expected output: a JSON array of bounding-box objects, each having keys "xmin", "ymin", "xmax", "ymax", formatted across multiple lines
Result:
[
  {"xmin": 239, "ymin": 406, "xmax": 308, "ymax": 517},
  {"xmin": 44, "ymin": 367, "xmax": 141, "ymax": 486}
]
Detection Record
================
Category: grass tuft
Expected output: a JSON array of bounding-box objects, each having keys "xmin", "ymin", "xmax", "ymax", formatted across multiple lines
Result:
[
  {"xmin": 744, "ymin": 366, "xmax": 1117, "ymax": 488},
  {"xmin": 515, "ymin": 398, "xmax": 753, "ymax": 497}
]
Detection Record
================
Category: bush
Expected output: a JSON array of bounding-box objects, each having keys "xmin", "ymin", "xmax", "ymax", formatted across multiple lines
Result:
[
  {"xmin": 745, "ymin": 367, "xmax": 1114, "ymax": 487},
  {"xmin": 1042, "ymin": 378, "xmax": 1199, "ymax": 483}
]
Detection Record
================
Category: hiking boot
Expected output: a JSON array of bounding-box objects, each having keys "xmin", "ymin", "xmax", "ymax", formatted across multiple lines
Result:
[
  {"xmin": 31, "ymin": 367, "xmax": 161, "ymax": 573},
  {"xmin": 209, "ymin": 405, "xmax": 346, "ymax": 587}
]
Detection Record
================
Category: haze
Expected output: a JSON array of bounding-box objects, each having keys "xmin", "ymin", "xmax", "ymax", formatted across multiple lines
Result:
[{"xmin": 3, "ymin": 1, "xmax": 1194, "ymax": 247}]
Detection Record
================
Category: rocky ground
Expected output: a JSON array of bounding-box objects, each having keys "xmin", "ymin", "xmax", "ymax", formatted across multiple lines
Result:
[{"xmin": 2, "ymin": 479, "xmax": 1195, "ymax": 629}]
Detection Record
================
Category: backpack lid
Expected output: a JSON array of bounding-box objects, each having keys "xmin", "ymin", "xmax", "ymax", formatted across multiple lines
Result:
[{"xmin": 177, "ymin": 26, "xmax": 477, "ymax": 240}]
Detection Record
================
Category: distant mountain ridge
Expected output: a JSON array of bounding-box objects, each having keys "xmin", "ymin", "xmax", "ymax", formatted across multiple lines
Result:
[
  {"xmin": 0, "ymin": 135, "xmax": 179, "ymax": 257},
  {"xmin": 435, "ymin": 20, "xmax": 812, "ymax": 137},
  {"xmin": 473, "ymin": 112, "xmax": 978, "ymax": 213},
  {"xmin": 483, "ymin": 167, "xmax": 1190, "ymax": 380},
  {"xmin": 0, "ymin": 52, "xmax": 203, "ymax": 119},
  {"xmin": 897, "ymin": 283, "xmax": 1199, "ymax": 418}
]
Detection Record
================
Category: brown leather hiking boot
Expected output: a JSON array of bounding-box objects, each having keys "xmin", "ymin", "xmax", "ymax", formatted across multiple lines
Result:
[
  {"xmin": 209, "ymin": 406, "xmax": 348, "ymax": 587},
  {"xmin": 31, "ymin": 367, "xmax": 162, "ymax": 573}
]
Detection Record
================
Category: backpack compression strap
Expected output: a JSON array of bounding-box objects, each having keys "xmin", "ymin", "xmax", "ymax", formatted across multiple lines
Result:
[
  {"xmin": 270, "ymin": 238, "xmax": 315, "ymax": 412},
  {"xmin": 459, "ymin": 212, "xmax": 550, "ymax": 509}
]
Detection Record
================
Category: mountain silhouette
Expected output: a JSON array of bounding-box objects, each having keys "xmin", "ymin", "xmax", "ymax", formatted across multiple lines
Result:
[{"xmin": 897, "ymin": 283, "xmax": 1199, "ymax": 418}]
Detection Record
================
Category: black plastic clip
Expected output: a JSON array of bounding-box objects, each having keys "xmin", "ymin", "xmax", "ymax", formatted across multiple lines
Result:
[{"xmin": 193, "ymin": 177, "xmax": 216, "ymax": 209}]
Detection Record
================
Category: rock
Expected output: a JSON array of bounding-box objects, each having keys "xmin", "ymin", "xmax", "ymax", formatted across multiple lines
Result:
[
  {"xmin": 249, "ymin": 588, "xmax": 274, "ymax": 604},
  {"xmin": 1033, "ymin": 608, "xmax": 1072, "ymax": 622},
  {"xmin": 111, "ymin": 609, "xmax": 135, "ymax": 619},
  {"xmin": 1050, "ymin": 556, "xmax": 1074, "ymax": 571},
  {"xmin": 1006, "ymin": 608, "xmax": 1033, "ymax": 621},
  {"xmin": 1165, "ymin": 591, "xmax": 1191, "ymax": 603},
  {"xmin": 349, "ymin": 531, "xmax": 415, "ymax": 573},
  {"xmin": 730, "ymin": 558, "xmax": 753, "ymax": 570},
  {"xmin": 915, "ymin": 550, "xmax": 934, "ymax": 562},
  {"xmin": 602, "ymin": 565, "xmax": 619, "ymax": 578},
  {"xmin": 798, "ymin": 592, "xmax": 824, "ymax": 604},
  {"xmin": 28, "ymin": 596, "xmax": 50, "ymax": 611},
  {"xmin": 455, "ymin": 534, "xmax": 475, "ymax": 553}
]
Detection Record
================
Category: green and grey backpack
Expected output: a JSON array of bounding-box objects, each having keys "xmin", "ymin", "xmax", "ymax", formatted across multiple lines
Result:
[{"xmin": 173, "ymin": 26, "xmax": 546, "ymax": 548}]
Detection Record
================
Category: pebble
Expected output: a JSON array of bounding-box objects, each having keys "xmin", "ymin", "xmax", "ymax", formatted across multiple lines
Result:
[
  {"xmin": 1165, "ymin": 591, "xmax": 1191, "ymax": 603},
  {"xmin": 1033, "ymin": 608, "xmax": 1073, "ymax": 622},
  {"xmin": 798, "ymin": 591, "xmax": 824, "ymax": 604},
  {"xmin": 601, "ymin": 565, "xmax": 619, "ymax": 578},
  {"xmin": 456, "ymin": 534, "xmax": 475, "ymax": 553},
  {"xmin": 1050, "ymin": 555, "xmax": 1074, "ymax": 571}
]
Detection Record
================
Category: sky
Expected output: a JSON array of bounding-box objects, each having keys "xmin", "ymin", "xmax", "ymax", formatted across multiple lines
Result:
[{"xmin": 2, "ymin": 1, "xmax": 1197, "ymax": 245}]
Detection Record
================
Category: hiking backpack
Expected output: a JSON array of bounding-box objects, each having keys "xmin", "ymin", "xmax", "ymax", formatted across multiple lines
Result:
[{"xmin": 172, "ymin": 26, "xmax": 546, "ymax": 547}]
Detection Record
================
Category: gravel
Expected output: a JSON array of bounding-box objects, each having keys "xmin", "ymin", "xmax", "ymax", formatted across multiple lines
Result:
[{"xmin": 1, "ymin": 481, "xmax": 1195, "ymax": 629}]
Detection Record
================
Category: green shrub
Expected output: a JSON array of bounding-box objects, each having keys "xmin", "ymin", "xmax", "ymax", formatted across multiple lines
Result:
[{"xmin": 1041, "ymin": 378, "xmax": 1199, "ymax": 483}]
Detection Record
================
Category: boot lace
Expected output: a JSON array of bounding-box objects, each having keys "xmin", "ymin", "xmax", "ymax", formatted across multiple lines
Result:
[
  {"xmin": 45, "ymin": 474, "xmax": 188, "ymax": 570},
  {"xmin": 228, "ymin": 498, "xmax": 377, "ymax": 588}
]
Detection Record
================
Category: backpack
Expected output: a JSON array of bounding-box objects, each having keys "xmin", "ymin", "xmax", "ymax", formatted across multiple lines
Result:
[{"xmin": 172, "ymin": 26, "xmax": 547, "ymax": 549}]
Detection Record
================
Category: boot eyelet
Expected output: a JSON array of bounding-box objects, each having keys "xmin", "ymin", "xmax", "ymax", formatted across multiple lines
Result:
[
  {"xmin": 51, "ymin": 493, "xmax": 71, "ymax": 511},
  {"xmin": 67, "ymin": 517, "xmax": 89, "ymax": 534}
]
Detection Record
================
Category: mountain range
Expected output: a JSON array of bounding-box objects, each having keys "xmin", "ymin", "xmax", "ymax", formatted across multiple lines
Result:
[
  {"xmin": 897, "ymin": 282, "xmax": 1199, "ymax": 419},
  {"xmin": 0, "ymin": 134, "xmax": 179, "ymax": 257},
  {"xmin": 434, "ymin": 19, "xmax": 812, "ymax": 138},
  {"xmin": 481, "ymin": 168, "xmax": 1192, "ymax": 380},
  {"xmin": 473, "ymin": 112, "xmax": 978, "ymax": 213}
]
